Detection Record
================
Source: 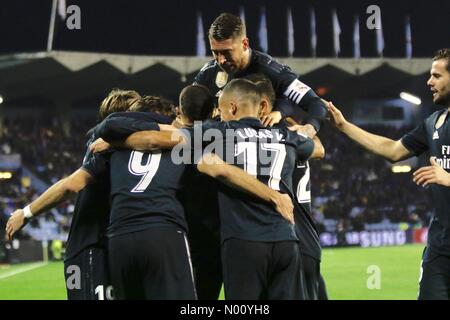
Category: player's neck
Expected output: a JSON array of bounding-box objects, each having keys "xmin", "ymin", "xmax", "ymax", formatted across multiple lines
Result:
[
  {"xmin": 234, "ymin": 112, "xmax": 259, "ymax": 121},
  {"xmin": 172, "ymin": 117, "xmax": 189, "ymax": 128},
  {"xmin": 178, "ymin": 115, "xmax": 194, "ymax": 127}
]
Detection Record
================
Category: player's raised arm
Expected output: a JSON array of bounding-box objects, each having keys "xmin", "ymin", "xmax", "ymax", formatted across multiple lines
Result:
[
  {"xmin": 197, "ymin": 153, "xmax": 294, "ymax": 224},
  {"xmin": 5, "ymin": 168, "xmax": 94, "ymax": 240},
  {"xmin": 326, "ymin": 101, "xmax": 412, "ymax": 162},
  {"xmin": 252, "ymin": 70, "xmax": 327, "ymax": 136}
]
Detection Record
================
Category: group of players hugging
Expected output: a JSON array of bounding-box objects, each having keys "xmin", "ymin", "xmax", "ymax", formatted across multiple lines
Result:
[{"xmin": 6, "ymin": 13, "xmax": 450, "ymax": 300}]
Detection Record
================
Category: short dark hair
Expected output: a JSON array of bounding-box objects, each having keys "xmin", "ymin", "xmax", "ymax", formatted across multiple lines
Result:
[
  {"xmin": 98, "ymin": 89, "xmax": 140, "ymax": 120},
  {"xmin": 244, "ymin": 73, "xmax": 275, "ymax": 105},
  {"xmin": 179, "ymin": 85, "xmax": 215, "ymax": 121},
  {"xmin": 222, "ymin": 78, "xmax": 261, "ymax": 107},
  {"xmin": 129, "ymin": 95, "xmax": 176, "ymax": 119},
  {"xmin": 208, "ymin": 13, "xmax": 246, "ymax": 41},
  {"xmin": 433, "ymin": 48, "xmax": 450, "ymax": 72}
]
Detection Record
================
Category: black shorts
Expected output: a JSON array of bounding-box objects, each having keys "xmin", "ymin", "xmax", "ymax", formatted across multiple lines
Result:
[
  {"xmin": 302, "ymin": 254, "xmax": 328, "ymax": 300},
  {"xmin": 318, "ymin": 273, "xmax": 329, "ymax": 300},
  {"xmin": 108, "ymin": 227, "xmax": 197, "ymax": 300},
  {"xmin": 418, "ymin": 247, "xmax": 450, "ymax": 300},
  {"xmin": 302, "ymin": 254, "xmax": 320, "ymax": 300},
  {"xmin": 188, "ymin": 224, "xmax": 222, "ymax": 300},
  {"xmin": 64, "ymin": 245, "xmax": 113, "ymax": 300},
  {"xmin": 222, "ymin": 238, "xmax": 303, "ymax": 300}
]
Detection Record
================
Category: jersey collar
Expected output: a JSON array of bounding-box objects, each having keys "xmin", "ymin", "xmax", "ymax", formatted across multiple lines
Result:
[{"xmin": 236, "ymin": 116, "xmax": 263, "ymax": 127}]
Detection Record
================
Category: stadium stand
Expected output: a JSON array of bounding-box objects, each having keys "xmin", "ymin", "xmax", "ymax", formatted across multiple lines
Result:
[{"xmin": 1, "ymin": 114, "xmax": 93, "ymax": 242}]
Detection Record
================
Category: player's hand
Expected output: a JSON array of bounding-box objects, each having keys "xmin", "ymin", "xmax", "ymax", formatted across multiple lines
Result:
[
  {"xmin": 90, "ymin": 138, "xmax": 111, "ymax": 153},
  {"xmin": 5, "ymin": 209, "xmax": 27, "ymax": 240},
  {"xmin": 413, "ymin": 157, "xmax": 450, "ymax": 187},
  {"xmin": 325, "ymin": 101, "xmax": 348, "ymax": 130},
  {"xmin": 261, "ymin": 111, "xmax": 282, "ymax": 127},
  {"xmin": 287, "ymin": 124, "xmax": 316, "ymax": 139},
  {"xmin": 271, "ymin": 192, "xmax": 295, "ymax": 225}
]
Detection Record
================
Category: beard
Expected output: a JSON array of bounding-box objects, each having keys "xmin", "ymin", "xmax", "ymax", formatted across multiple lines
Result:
[
  {"xmin": 434, "ymin": 89, "xmax": 450, "ymax": 107},
  {"xmin": 219, "ymin": 63, "xmax": 237, "ymax": 75}
]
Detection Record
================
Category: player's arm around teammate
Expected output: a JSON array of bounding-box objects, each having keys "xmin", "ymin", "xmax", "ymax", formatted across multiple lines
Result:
[
  {"xmin": 90, "ymin": 130, "xmax": 181, "ymax": 153},
  {"xmin": 91, "ymin": 126, "xmax": 295, "ymax": 224},
  {"xmin": 197, "ymin": 153, "xmax": 294, "ymax": 224}
]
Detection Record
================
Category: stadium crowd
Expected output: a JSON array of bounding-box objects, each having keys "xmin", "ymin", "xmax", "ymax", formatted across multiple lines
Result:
[{"xmin": 0, "ymin": 115, "xmax": 92, "ymax": 241}]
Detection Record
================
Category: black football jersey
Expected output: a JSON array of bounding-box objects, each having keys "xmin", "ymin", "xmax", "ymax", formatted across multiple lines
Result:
[
  {"xmin": 183, "ymin": 117, "xmax": 314, "ymax": 243},
  {"xmin": 402, "ymin": 108, "xmax": 450, "ymax": 256},
  {"xmin": 292, "ymin": 160, "xmax": 321, "ymax": 260},
  {"xmin": 84, "ymin": 112, "xmax": 188, "ymax": 238},
  {"xmin": 194, "ymin": 50, "xmax": 328, "ymax": 132}
]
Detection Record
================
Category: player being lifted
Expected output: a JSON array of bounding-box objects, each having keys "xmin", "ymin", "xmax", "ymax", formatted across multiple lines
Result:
[
  {"xmin": 326, "ymin": 49, "xmax": 450, "ymax": 300},
  {"xmin": 194, "ymin": 12, "xmax": 328, "ymax": 137}
]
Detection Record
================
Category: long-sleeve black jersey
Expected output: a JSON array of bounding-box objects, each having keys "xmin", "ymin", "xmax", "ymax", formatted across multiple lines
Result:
[{"xmin": 194, "ymin": 50, "xmax": 328, "ymax": 132}]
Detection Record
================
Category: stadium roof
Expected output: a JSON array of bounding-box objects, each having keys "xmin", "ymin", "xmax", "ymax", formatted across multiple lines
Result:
[{"xmin": 0, "ymin": 51, "xmax": 434, "ymax": 107}]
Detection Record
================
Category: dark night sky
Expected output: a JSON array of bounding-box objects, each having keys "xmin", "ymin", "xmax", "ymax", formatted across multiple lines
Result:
[{"xmin": 0, "ymin": 0, "xmax": 449, "ymax": 57}]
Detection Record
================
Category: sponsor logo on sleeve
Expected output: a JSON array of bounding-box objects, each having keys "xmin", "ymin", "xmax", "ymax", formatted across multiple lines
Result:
[{"xmin": 283, "ymin": 79, "xmax": 311, "ymax": 104}]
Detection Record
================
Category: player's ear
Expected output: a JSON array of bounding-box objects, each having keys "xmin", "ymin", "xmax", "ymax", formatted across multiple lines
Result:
[
  {"xmin": 242, "ymin": 37, "xmax": 249, "ymax": 51},
  {"xmin": 231, "ymin": 102, "xmax": 238, "ymax": 115},
  {"xmin": 260, "ymin": 99, "xmax": 270, "ymax": 116}
]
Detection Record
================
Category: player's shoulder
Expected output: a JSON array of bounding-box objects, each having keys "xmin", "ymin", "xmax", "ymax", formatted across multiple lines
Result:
[
  {"xmin": 252, "ymin": 50, "xmax": 296, "ymax": 77},
  {"xmin": 198, "ymin": 60, "xmax": 219, "ymax": 75},
  {"xmin": 86, "ymin": 127, "xmax": 95, "ymax": 142},
  {"xmin": 187, "ymin": 119, "xmax": 223, "ymax": 137},
  {"xmin": 201, "ymin": 119, "xmax": 222, "ymax": 128},
  {"xmin": 195, "ymin": 60, "xmax": 221, "ymax": 87},
  {"xmin": 425, "ymin": 109, "xmax": 447, "ymax": 124}
]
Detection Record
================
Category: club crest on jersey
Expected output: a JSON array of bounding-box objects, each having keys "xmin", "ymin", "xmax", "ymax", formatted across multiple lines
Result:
[
  {"xmin": 433, "ymin": 131, "xmax": 439, "ymax": 140},
  {"xmin": 215, "ymin": 71, "xmax": 228, "ymax": 88}
]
